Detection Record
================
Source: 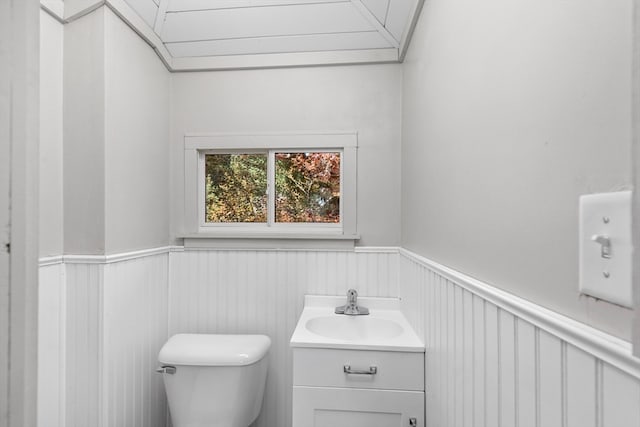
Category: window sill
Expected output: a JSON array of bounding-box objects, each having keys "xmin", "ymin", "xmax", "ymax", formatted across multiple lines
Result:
[{"xmin": 179, "ymin": 232, "xmax": 360, "ymax": 250}]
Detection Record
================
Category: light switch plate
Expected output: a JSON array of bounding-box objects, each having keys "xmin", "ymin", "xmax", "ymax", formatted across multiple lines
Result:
[{"xmin": 579, "ymin": 191, "xmax": 632, "ymax": 307}]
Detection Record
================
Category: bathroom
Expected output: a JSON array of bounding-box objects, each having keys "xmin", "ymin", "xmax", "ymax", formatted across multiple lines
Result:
[{"xmin": 2, "ymin": 0, "xmax": 640, "ymax": 425}]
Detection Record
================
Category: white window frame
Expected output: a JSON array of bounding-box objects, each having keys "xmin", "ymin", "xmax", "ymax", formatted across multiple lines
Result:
[{"xmin": 184, "ymin": 132, "xmax": 358, "ymax": 238}]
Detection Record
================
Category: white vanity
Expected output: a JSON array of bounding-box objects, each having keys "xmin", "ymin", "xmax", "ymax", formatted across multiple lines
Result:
[{"xmin": 290, "ymin": 295, "xmax": 425, "ymax": 427}]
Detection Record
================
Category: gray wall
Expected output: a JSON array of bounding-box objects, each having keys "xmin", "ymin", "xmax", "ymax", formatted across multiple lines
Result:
[
  {"xmin": 63, "ymin": 8, "xmax": 106, "ymax": 255},
  {"xmin": 401, "ymin": 0, "xmax": 634, "ymax": 339},
  {"xmin": 104, "ymin": 10, "xmax": 170, "ymax": 254},
  {"xmin": 40, "ymin": 11, "xmax": 64, "ymax": 257},
  {"xmin": 170, "ymin": 65, "xmax": 403, "ymax": 247},
  {"xmin": 63, "ymin": 7, "xmax": 170, "ymax": 255}
]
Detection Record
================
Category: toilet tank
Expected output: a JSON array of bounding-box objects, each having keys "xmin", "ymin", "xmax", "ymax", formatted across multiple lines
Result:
[{"xmin": 158, "ymin": 334, "xmax": 271, "ymax": 427}]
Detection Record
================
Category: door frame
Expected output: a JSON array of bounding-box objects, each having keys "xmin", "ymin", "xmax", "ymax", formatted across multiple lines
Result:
[
  {"xmin": 633, "ymin": 0, "xmax": 640, "ymax": 357},
  {"xmin": 0, "ymin": 0, "xmax": 40, "ymax": 425}
]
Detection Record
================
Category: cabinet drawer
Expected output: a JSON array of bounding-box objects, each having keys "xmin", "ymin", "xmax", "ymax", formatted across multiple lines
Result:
[
  {"xmin": 293, "ymin": 348, "xmax": 424, "ymax": 391},
  {"xmin": 293, "ymin": 386, "xmax": 424, "ymax": 427}
]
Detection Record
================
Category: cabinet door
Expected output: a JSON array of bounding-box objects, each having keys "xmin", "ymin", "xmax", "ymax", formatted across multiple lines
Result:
[{"xmin": 293, "ymin": 386, "xmax": 424, "ymax": 427}]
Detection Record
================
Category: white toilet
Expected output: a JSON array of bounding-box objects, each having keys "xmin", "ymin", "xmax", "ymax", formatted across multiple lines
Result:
[{"xmin": 157, "ymin": 333, "xmax": 271, "ymax": 427}]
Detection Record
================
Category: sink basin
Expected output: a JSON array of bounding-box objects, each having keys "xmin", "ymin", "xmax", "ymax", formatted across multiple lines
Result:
[
  {"xmin": 290, "ymin": 295, "xmax": 425, "ymax": 352},
  {"xmin": 306, "ymin": 316, "xmax": 403, "ymax": 341}
]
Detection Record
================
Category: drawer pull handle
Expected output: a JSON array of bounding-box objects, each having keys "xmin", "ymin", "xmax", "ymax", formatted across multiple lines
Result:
[{"xmin": 343, "ymin": 365, "xmax": 377, "ymax": 375}]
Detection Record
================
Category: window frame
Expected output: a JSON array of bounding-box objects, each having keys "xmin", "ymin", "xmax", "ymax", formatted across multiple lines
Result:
[{"xmin": 184, "ymin": 132, "xmax": 358, "ymax": 238}]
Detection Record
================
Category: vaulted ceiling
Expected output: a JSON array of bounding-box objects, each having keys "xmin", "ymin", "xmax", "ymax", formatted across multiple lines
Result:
[{"xmin": 120, "ymin": 0, "xmax": 423, "ymax": 70}]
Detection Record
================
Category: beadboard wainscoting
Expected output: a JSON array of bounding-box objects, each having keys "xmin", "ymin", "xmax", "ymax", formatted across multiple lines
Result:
[
  {"xmin": 168, "ymin": 248, "xmax": 400, "ymax": 427},
  {"xmin": 64, "ymin": 262, "xmax": 104, "ymax": 427},
  {"xmin": 102, "ymin": 254, "xmax": 169, "ymax": 427},
  {"xmin": 39, "ymin": 246, "xmax": 640, "ymax": 427},
  {"xmin": 398, "ymin": 249, "xmax": 640, "ymax": 427},
  {"xmin": 38, "ymin": 262, "xmax": 67, "ymax": 427},
  {"xmin": 37, "ymin": 250, "xmax": 170, "ymax": 427},
  {"xmin": 38, "ymin": 247, "xmax": 399, "ymax": 427}
]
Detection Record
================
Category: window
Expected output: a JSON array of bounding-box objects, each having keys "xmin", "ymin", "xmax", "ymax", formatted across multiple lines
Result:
[
  {"xmin": 204, "ymin": 151, "xmax": 341, "ymax": 225},
  {"xmin": 184, "ymin": 133, "xmax": 357, "ymax": 238},
  {"xmin": 205, "ymin": 153, "xmax": 268, "ymax": 223}
]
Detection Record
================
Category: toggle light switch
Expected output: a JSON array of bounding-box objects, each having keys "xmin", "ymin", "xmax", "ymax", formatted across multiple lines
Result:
[{"xmin": 579, "ymin": 191, "xmax": 632, "ymax": 307}]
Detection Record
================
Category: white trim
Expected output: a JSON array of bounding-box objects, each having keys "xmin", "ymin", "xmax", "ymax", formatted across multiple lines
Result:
[
  {"xmin": 181, "ymin": 245, "xmax": 356, "ymax": 251},
  {"xmin": 398, "ymin": 0, "xmax": 425, "ymax": 62},
  {"xmin": 153, "ymin": 0, "xmax": 169, "ymax": 34},
  {"xmin": 39, "ymin": 256, "xmax": 64, "ymax": 267},
  {"xmin": 170, "ymin": 47, "xmax": 399, "ymax": 71},
  {"xmin": 267, "ymin": 150, "xmax": 276, "ymax": 225},
  {"xmin": 70, "ymin": 246, "xmax": 174, "ymax": 264},
  {"xmin": 185, "ymin": 130, "xmax": 360, "ymax": 138},
  {"xmin": 64, "ymin": 0, "xmax": 105, "ymax": 22},
  {"xmin": 185, "ymin": 132, "xmax": 358, "ymax": 150},
  {"xmin": 350, "ymin": 0, "xmax": 399, "ymax": 47},
  {"xmin": 183, "ymin": 238, "xmax": 357, "ymax": 250},
  {"xmin": 37, "ymin": 245, "xmax": 400, "ymax": 262},
  {"xmin": 399, "ymin": 248, "xmax": 640, "ymax": 380},
  {"xmin": 632, "ymin": 0, "xmax": 640, "ymax": 357},
  {"xmin": 166, "ymin": 0, "xmax": 350, "ymax": 12},
  {"xmin": 40, "ymin": 0, "xmax": 65, "ymax": 21},
  {"xmin": 38, "ymin": 246, "xmax": 177, "ymax": 266},
  {"xmin": 354, "ymin": 246, "xmax": 400, "ymax": 253},
  {"xmin": 182, "ymin": 232, "xmax": 359, "ymax": 239}
]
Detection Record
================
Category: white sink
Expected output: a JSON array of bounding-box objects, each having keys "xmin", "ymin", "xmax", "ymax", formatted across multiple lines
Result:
[
  {"xmin": 306, "ymin": 316, "xmax": 404, "ymax": 341},
  {"xmin": 290, "ymin": 295, "xmax": 424, "ymax": 352}
]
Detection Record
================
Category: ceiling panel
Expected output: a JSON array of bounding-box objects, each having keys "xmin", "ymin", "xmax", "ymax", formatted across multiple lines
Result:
[
  {"xmin": 166, "ymin": 31, "xmax": 392, "ymax": 57},
  {"xmin": 161, "ymin": 2, "xmax": 375, "ymax": 43},
  {"xmin": 117, "ymin": 0, "xmax": 423, "ymax": 69},
  {"xmin": 361, "ymin": 0, "xmax": 389, "ymax": 26},
  {"xmin": 125, "ymin": 0, "xmax": 158, "ymax": 28},
  {"xmin": 385, "ymin": 0, "xmax": 416, "ymax": 41},
  {"xmin": 166, "ymin": 0, "xmax": 348, "ymax": 12}
]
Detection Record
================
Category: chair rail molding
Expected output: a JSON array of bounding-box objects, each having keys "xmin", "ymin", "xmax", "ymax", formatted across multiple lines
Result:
[{"xmin": 399, "ymin": 248, "xmax": 640, "ymax": 380}]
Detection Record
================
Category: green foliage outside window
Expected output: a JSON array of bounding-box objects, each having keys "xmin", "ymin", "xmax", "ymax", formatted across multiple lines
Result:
[
  {"xmin": 205, "ymin": 152, "xmax": 340, "ymax": 224},
  {"xmin": 275, "ymin": 152, "xmax": 340, "ymax": 223},
  {"xmin": 205, "ymin": 154, "xmax": 268, "ymax": 222}
]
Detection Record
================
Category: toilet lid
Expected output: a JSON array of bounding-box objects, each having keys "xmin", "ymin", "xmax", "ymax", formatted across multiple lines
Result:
[{"xmin": 158, "ymin": 333, "xmax": 271, "ymax": 366}]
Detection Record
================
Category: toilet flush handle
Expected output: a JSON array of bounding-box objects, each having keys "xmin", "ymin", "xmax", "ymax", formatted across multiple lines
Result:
[{"xmin": 156, "ymin": 365, "xmax": 176, "ymax": 374}]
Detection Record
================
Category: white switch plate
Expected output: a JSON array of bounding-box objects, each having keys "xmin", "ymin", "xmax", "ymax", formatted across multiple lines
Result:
[{"xmin": 579, "ymin": 191, "xmax": 632, "ymax": 308}]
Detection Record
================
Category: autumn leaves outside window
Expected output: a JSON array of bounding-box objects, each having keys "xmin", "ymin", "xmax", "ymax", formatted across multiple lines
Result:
[{"xmin": 205, "ymin": 151, "xmax": 341, "ymax": 224}]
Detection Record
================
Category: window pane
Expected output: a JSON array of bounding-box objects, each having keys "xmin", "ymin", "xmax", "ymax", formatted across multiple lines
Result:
[
  {"xmin": 275, "ymin": 152, "xmax": 340, "ymax": 223},
  {"xmin": 205, "ymin": 154, "xmax": 267, "ymax": 223}
]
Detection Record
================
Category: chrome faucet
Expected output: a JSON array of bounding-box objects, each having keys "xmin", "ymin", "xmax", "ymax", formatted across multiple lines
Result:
[{"xmin": 335, "ymin": 289, "xmax": 369, "ymax": 315}]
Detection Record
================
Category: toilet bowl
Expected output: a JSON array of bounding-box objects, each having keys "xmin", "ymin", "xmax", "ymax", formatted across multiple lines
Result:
[{"xmin": 158, "ymin": 333, "xmax": 271, "ymax": 427}]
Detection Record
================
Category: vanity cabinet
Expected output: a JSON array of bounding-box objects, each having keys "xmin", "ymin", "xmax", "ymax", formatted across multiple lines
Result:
[
  {"xmin": 289, "ymin": 295, "xmax": 426, "ymax": 427},
  {"xmin": 292, "ymin": 348, "xmax": 425, "ymax": 427}
]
